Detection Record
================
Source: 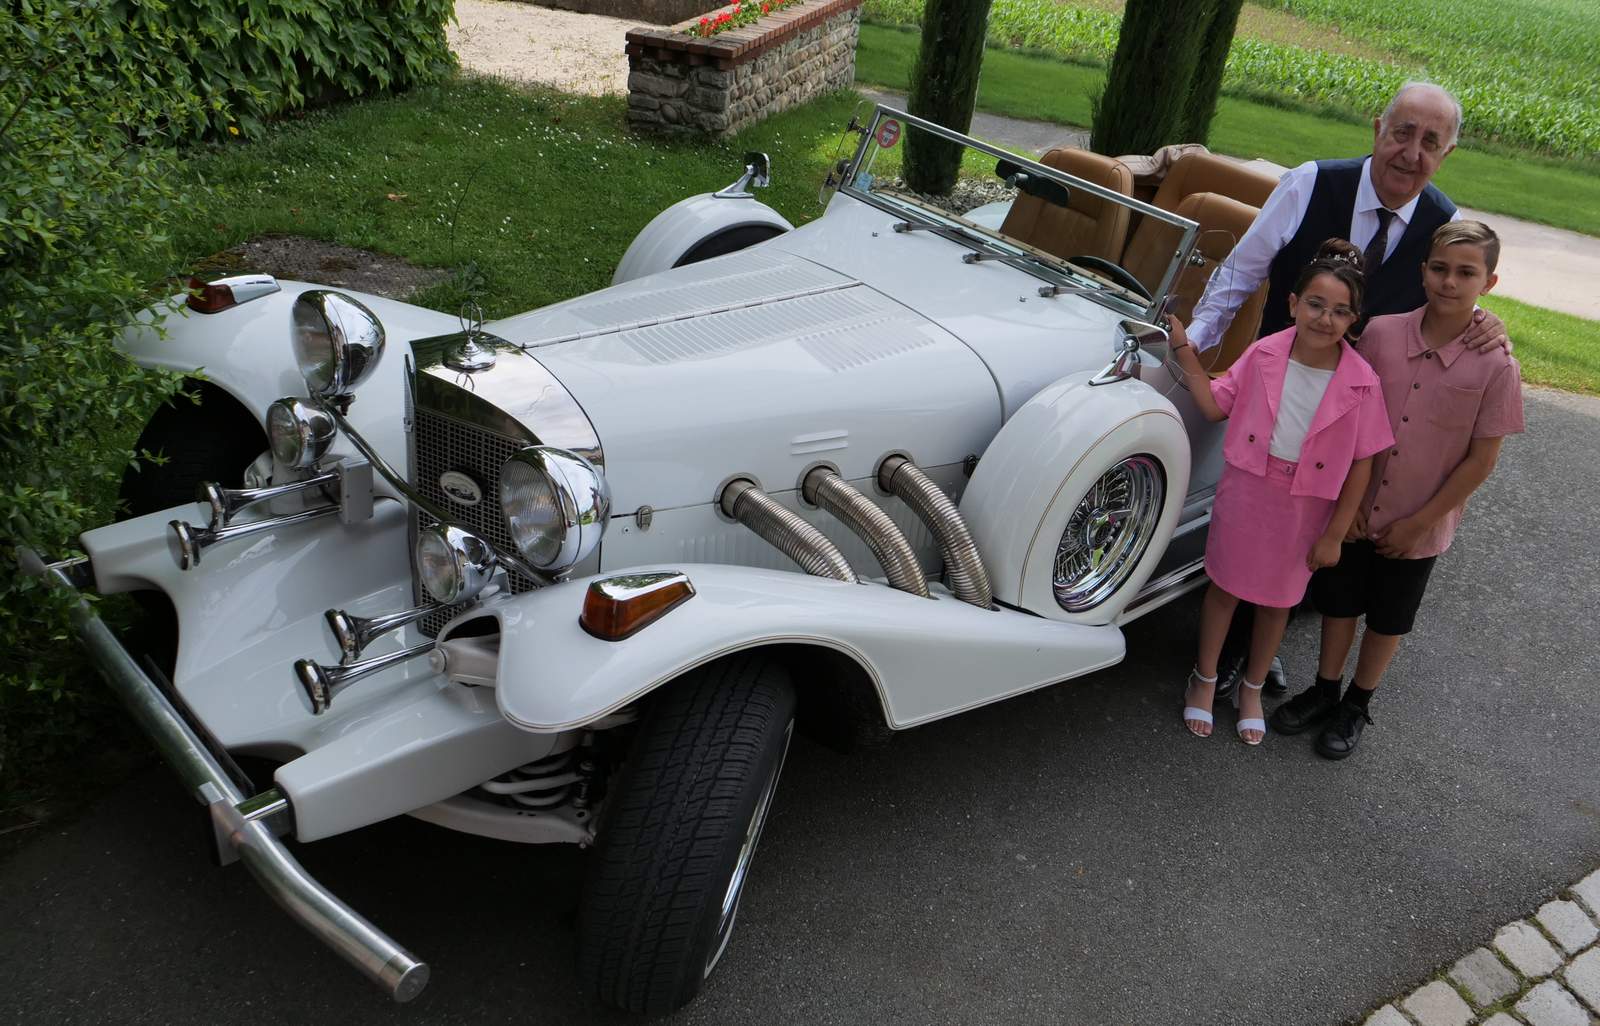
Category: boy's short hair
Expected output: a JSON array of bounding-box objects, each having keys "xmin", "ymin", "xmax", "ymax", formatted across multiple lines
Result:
[{"xmin": 1430, "ymin": 220, "xmax": 1500, "ymax": 273}]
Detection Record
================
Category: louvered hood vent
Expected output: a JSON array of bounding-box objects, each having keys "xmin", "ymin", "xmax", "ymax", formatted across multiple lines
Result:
[{"xmin": 477, "ymin": 250, "xmax": 1002, "ymax": 514}]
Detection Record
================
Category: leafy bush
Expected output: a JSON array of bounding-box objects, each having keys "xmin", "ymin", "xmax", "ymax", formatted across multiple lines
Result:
[
  {"xmin": 109, "ymin": 0, "xmax": 458, "ymax": 143},
  {"xmin": 0, "ymin": 0, "xmax": 457, "ymax": 794},
  {"xmin": 0, "ymin": 2, "xmax": 191, "ymax": 787}
]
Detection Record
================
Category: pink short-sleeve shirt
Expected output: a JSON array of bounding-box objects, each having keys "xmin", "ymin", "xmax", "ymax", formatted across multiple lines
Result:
[{"xmin": 1357, "ymin": 308, "xmax": 1525, "ymax": 557}]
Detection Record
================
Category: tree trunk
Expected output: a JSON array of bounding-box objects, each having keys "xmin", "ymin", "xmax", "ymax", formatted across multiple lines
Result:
[
  {"xmin": 1090, "ymin": 0, "xmax": 1211, "ymax": 156},
  {"xmin": 903, "ymin": 0, "xmax": 993, "ymax": 195},
  {"xmin": 1180, "ymin": 0, "xmax": 1245, "ymax": 144}
]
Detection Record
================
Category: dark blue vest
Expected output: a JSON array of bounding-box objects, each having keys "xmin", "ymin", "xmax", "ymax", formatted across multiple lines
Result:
[{"xmin": 1259, "ymin": 157, "xmax": 1456, "ymax": 338}]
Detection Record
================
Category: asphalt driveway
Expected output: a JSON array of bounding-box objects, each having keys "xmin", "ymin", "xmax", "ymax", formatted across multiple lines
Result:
[{"xmin": 2, "ymin": 387, "xmax": 1596, "ymax": 1026}]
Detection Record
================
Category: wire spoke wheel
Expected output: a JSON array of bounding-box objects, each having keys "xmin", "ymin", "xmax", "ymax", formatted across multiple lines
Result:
[{"xmin": 1052, "ymin": 455, "xmax": 1164, "ymax": 612}]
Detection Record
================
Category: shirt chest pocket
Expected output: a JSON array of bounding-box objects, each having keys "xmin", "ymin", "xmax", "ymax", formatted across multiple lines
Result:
[{"xmin": 1428, "ymin": 383, "xmax": 1483, "ymax": 430}]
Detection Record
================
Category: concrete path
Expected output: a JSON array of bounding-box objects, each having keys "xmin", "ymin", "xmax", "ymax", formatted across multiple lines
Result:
[{"xmin": 449, "ymin": 0, "xmax": 1600, "ymax": 321}]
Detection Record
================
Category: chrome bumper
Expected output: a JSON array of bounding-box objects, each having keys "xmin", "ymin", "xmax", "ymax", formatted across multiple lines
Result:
[{"xmin": 19, "ymin": 547, "xmax": 429, "ymax": 1003}]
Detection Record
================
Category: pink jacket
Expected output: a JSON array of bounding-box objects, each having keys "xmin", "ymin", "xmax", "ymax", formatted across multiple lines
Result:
[{"xmin": 1211, "ymin": 327, "xmax": 1394, "ymax": 501}]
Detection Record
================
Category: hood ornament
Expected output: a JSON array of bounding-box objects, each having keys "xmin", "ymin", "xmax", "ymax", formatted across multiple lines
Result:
[{"xmin": 446, "ymin": 299, "xmax": 497, "ymax": 373}]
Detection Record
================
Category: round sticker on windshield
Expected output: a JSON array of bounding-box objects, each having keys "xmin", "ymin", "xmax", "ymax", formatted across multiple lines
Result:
[{"xmin": 876, "ymin": 119, "xmax": 901, "ymax": 149}]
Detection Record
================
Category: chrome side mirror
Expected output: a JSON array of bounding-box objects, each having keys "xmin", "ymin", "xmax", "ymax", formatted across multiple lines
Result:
[
  {"xmin": 1090, "ymin": 318, "xmax": 1169, "ymax": 387},
  {"xmin": 715, "ymin": 152, "xmax": 772, "ymax": 198},
  {"xmin": 291, "ymin": 290, "xmax": 386, "ymax": 398}
]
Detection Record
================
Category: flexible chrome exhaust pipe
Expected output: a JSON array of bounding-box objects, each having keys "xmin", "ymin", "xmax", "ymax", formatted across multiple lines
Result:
[
  {"xmin": 802, "ymin": 468, "xmax": 929, "ymax": 598},
  {"xmin": 719, "ymin": 479, "xmax": 858, "ymax": 583},
  {"xmin": 878, "ymin": 455, "xmax": 993, "ymax": 609}
]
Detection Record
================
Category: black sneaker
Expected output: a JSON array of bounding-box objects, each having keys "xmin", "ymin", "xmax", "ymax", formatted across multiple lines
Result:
[
  {"xmin": 1315, "ymin": 701, "xmax": 1373, "ymax": 760},
  {"xmin": 1217, "ymin": 655, "xmax": 1288, "ymax": 700},
  {"xmin": 1269, "ymin": 682, "xmax": 1342, "ymax": 735},
  {"xmin": 1264, "ymin": 656, "xmax": 1288, "ymax": 696}
]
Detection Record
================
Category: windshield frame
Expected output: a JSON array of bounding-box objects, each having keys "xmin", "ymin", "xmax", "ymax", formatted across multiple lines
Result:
[{"xmin": 837, "ymin": 105, "xmax": 1200, "ymax": 323}]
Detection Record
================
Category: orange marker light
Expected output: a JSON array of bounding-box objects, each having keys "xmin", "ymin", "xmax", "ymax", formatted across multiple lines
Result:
[
  {"xmin": 186, "ymin": 275, "xmax": 237, "ymax": 313},
  {"xmin": 579, "ymin": 571, "xmax": 696, "ymax": 641}
]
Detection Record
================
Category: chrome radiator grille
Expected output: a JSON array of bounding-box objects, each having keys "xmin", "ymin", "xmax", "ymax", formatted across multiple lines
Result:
[{"xmin": 412, "ymin": 405, "xmax": 537, "ymax": 635}]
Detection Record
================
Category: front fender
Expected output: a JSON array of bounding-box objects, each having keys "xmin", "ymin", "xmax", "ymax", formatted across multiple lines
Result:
[
  {"xmin": 960, "ymin": 371, "xmax": 1192, "ymax": 624},
  {"xmin": 480, "ymin": 564, "xmax": 1125, "ymax": 733},
  {"xmin": 117, "ymin": 280, "xmax": 465, "ymax": 475},
  {"xmin": 612, "ymin": 193, "xmax": 793, "ymax": 286}
]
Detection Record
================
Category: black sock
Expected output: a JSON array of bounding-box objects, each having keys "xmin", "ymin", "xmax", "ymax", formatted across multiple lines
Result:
[
  {"xmin": 1344, "ymin": 683, "xmax": 1375, "ymax": 709},
  {"xmin": 1316, "ymin": 675, "xmax": 1342, "ymax": 700}
]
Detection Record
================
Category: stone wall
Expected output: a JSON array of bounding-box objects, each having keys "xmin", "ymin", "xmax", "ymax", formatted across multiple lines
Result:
[{"xmin": 624, "ymin": 0, "xmax": 862, "ymax": 137}]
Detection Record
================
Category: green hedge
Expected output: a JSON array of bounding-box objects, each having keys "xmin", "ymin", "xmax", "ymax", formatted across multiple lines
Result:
[
  {"xmin": 0, "ymin": 0, "xmax": 454, "ymax": 796},
  {"xmin": 115, "ymin": 0, "xmax": 459, "ymax": 142}
]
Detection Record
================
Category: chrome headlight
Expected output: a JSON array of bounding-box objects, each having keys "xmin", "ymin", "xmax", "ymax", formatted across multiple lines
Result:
[
  {"xmin": 498, "ymin": 447, "xmax": 610, "ymax": 571},
  {"xmin": 291, "ymin": 290, "xmax": 385, "ymax": 397},
  {"xmin": 415, "ymin": 524, "xmax": 498, "ymax": 605},
  {"xmin": 266, "ymin": 397, "xmax": 336, "ymax": 469}
]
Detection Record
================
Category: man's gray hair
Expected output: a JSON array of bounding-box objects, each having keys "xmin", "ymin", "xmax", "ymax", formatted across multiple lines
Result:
[{"xmin": 1380, "ymin": 82, "xmax": 1463, "ymax": 147}]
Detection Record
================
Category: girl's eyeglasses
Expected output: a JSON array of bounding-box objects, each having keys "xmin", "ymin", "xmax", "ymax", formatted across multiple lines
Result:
[{"xmin": 1300, "ymin": 296, "xmax": 1358, "ymax": 321}]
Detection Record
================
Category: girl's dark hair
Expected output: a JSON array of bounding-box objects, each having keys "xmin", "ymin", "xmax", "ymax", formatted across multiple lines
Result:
[{"xmin": 1293, "ymin": 237, "xmax": 1366, "ymax": 312}]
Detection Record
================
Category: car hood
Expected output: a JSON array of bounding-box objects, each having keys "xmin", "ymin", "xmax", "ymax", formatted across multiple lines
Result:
[{"xmin": 485, "ymin": 249, "xmax": 1002, "ymax": 512}]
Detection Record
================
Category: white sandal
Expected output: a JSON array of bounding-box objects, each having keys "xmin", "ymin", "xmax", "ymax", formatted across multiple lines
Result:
[
  {"xmin": 1181, "ymin": 667, "xmax": 1218, "ymax": 738},
  {"xmin": 1233, "ymin": 678, "xmax": 1267, "ymax": 746}
]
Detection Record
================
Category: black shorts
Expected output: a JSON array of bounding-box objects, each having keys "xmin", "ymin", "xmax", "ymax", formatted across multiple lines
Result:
[{"xmin": 1310, "ymin": 540, "xmax": 1438, "ymax": 636}]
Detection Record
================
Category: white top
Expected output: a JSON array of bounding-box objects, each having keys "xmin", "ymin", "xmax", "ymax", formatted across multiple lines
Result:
[
  {"xmin": 1269, "ymin": 358, "xmax": 1337, "ymax": 461},
  {"xmin": 1188, "ymin": 157, "xmax": 1462, "ymax": 351}
]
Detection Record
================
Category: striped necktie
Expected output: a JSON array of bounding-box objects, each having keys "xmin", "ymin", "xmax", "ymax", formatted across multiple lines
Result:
[{"xmin": 1362, "ymin": 208, "xmax": 1396, "ymax": 272}]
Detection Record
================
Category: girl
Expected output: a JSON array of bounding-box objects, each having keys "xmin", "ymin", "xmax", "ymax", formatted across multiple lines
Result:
[{"xmin": 1167, "ymin": 238, "xmax": 1394, "ymax": 745}]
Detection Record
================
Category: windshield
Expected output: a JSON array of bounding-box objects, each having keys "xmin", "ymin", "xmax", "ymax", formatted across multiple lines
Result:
[{"xmin": 837, "ymin": 106, "xmax": 1202, "ymax": 323}]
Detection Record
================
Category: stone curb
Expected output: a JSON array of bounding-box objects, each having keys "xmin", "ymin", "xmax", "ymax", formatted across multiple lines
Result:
[{"xmin": 1362, "ymin": 867, "xmax": 1600, "ymax": 1026}]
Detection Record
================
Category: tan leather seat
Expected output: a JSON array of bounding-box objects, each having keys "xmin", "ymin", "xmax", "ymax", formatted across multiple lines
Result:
[
  {"xmin": 1149, "ymin": 152, "xmax": 1277, "ymax": 211},
  {"xmin": 999, "ymin": 148, "xmax": 1134, "ymax": 264},
  {"xmin": 1120, "ymin": 154, "xmax": 1279, "ymax": 372},
  {"xmin": 1157, "ymin": 192, "xmax": 1269, "ymax": 373}
]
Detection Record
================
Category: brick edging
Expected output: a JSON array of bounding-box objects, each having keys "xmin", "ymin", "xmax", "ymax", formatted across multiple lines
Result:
[{"xmin": 624, "ymin": 0, "xmax": 863, "ymax": 69}]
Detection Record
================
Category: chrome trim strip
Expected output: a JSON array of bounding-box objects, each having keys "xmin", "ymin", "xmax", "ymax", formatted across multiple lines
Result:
[
  {"xmin": 1121, "ymin": 555, "xmax": 1209, "ymax": 620},
  {"xmin": 411, "ymin": 336, "xmax": 602, "ymax": 467},
  {"xmin": 17, "ymin": 545, "xmax": 429, "ymax": 1003}
]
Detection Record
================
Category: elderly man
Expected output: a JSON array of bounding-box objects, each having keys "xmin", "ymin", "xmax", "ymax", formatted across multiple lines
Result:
[
  {"xmin": 1186, "ymin": 82, "xmax": 1507, "ymax": 699},
  {"xmin": 1188, "ymin": 81, "xmax": 1506, "ymax": 351}
]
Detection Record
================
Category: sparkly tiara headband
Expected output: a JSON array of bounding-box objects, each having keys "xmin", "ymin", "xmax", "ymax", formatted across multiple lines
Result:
[{"xmin": 1319, "ymin": 249, "xmax": 1363, "ymax": 270}]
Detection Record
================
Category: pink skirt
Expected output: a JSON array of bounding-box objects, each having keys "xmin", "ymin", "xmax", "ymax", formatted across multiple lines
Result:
[{"xmin": 1205, "ymin": 456, "xmax": 1336, "ymax": 608}]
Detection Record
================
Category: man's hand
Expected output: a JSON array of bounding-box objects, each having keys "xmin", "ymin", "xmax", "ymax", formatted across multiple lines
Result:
[
  {"xmin": 1373, "ymin": 516, "xmax": 1429, "ymax": 558},
  {"xmin": 1345, "ymin": 507, "xmax": 1368, "ymax": 542},
  {"xmin": 1307, "ymin": 533, "xmax": 1343, "ymax": 572},
  {"xmin": 1462, "ymin": 307, "xmax": 1512, "ymax": 354}
]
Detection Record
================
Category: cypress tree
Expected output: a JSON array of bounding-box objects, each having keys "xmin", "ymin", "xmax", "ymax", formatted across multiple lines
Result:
[
  {"xmin": 1180, "ymin": 0, "xmax": 1246, "ymax": 144},
  {"xmin": 1090, "ymin": 0, "xmax": 1211, "ymax": 155},
  {"xmin": 903, "ymin": 0, "xmax": 994, "ymax": 195}
]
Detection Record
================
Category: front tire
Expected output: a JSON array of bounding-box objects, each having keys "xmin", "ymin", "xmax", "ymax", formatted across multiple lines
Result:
[{"xmin": 577, "ymin": 655, "xmax": 797, "ymax": 1015}]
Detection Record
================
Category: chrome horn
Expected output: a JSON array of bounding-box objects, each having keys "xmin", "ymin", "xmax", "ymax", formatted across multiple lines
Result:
[
  {"xmin": 170, "ymin": 504, "xmax": 340, "ymax": 571},
  {"xmin": 294, "ymin": 641, "xmax": 435, "ymax": 716},
  {"xmin": 325, "ymin": 604, "xmax": 437, "ymax": 664},
  {"xmin": 201, "ymin": 471, "xmax": 339, "ymax": 530},
  {"xmin": 170, "ymin": 459, "xmax": 374, "ymax": 571}
]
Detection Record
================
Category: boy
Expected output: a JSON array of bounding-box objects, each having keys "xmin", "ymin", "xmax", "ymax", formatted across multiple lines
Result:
[{"xmin": 1270, "ymin": 221, "xmax": 1525, "ymax": 759}]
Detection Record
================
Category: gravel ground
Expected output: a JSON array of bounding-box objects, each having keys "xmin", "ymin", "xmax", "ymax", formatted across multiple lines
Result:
[{"xmin": 448, "ymin": 0, "xmax": 633, "ymax": 96}]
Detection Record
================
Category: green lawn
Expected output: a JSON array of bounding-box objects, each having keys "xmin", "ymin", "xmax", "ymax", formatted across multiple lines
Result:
[
  {"xmin": 855, "ymin": 23, "xmax": 1600, "ymax": 239},
  {"xmin": 170, "ymin": 78, "xmax": 864, "ymax": 318},
  {"xmin": 168, "ymin": 75, "xmax": 1598, "ymax": 395},
  {"xmin": 1483, "ymin": 295, "xmax": 1600, "ymax": 397}
]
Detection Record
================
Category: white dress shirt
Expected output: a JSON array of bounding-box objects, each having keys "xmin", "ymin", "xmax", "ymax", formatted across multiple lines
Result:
[{"xmin": 1187, "ymin": 157, "xmax": 1460, "ymax": 352}]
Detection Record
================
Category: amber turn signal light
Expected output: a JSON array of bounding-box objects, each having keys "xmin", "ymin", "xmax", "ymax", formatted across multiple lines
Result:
[
  {"xmin": 186, "ymin": 275, "xmax": 237, "ymax": 313},
  {"xmin": 579, "ymin": 571, "xmax": 696, "ymax": 641}
]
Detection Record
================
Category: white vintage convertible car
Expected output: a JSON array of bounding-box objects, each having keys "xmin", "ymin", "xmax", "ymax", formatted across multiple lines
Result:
[{"xmin": 27, "ymin": 108, "xmax": 1247, "ymax": 1013}]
